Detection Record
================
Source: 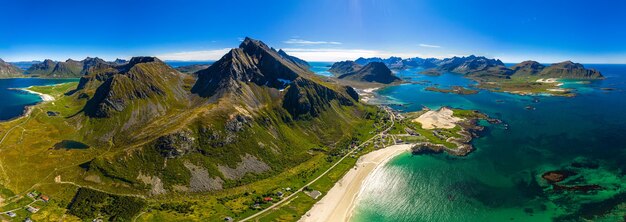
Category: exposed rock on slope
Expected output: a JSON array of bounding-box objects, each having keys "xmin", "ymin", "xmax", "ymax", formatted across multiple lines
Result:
[
  {"xmin": 0, "ymin": 59, "xmax": 24, "ymax": 78},
  {"xmin": 338, "ymin": 62, "xmax": 401, "ymax": 84},
  {"xmin": 74, "ymin": 38, "xmax": 366, "ymax": 195},
  {"xmin": 192, "ymin": 37, "xmax": 357, "ymax": 118}
]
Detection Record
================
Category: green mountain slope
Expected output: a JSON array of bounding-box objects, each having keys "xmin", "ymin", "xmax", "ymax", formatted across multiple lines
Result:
[{"xmin": 67, "ymin": 37, "xmax": 369, "ymax": 197}]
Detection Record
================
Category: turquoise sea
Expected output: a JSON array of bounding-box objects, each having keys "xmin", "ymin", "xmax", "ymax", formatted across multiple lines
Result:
[
  {"xmin": 348, "ymin": 65, "xmax": 626, "ymax": 221},
  {"xmin": 0, "ymin": 78, "xmax": 78, "ymax": 121},
  {"xmin": 309, "ymin": 62, "xmax": 334, "ymax": 77}
]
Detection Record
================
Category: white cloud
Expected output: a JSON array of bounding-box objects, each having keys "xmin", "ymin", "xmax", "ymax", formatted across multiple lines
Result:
[
  {"xmin": 156, "ymin": 48, "xmax": 231, "ymax": 61},
  {"xmin": 282, "ymin": 48, "xmax": 443, "ymax": 62},
  {"xmin": 283, "ymin": 39, "xmax": 342, "ymax": 45},
  {"xmin": 419, "ymin": 44, "xmax": 441, "ymax": 48}
]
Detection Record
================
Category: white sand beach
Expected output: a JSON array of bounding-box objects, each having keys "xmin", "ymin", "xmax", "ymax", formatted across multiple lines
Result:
[
  {"xmin": 536, "ymin": 78, "xmax": 559, "ymax": 83},
  {"xmin": 357, "ymin": 87, "xmax": 380, "ymax": 103},
  {"xmin": 300, "ymin": 144, "xmax": 413, "ymax": 222},
  {"xmin": 19, "ymin": 87, "xmax": 55, "ymax": 101},
  {"xmin": 413, "ymin": 107, "xmax": 461, "ymax": 129}
]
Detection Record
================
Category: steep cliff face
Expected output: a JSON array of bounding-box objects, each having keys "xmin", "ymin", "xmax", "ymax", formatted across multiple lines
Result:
[
  {"xmin": 328, "ymin": 61, "xmax": 362, "ymax": 76},
  {"xmin": 0, "ymin": 59, "xmax": 24, "ymax": 78},
  {"xmin": 338, "ymin": 62, "xmax": 401, "ymax": 84}
]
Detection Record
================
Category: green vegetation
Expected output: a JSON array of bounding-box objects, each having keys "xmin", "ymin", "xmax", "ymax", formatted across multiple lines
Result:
[
  {"xmin": 425, "ymin": 85, "xmax": 478, "ymax": 95},
  {"xmin": 0, "ymin": 80, "xmax": 382, "ymax": 221},
  {"xmin": 67, "ymin": 188, "xmax": 145, "ymax": 221},
  {"xmin": 473, "ymin": 76, "xmax": 574, "ymax": 97}
]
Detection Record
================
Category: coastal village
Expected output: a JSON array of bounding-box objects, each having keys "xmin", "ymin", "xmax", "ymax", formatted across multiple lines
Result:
[{"xmin": 0, "ymin": 190, "xmax": 49, "ymax": 222}]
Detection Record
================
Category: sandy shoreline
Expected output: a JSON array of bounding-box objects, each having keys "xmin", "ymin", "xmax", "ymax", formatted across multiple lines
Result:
[
  {"xmin": 300, "ymin": 144, "xmax": 413, "ymax": 222},
  {"xmin": 18, "ymin": 87, "xmax": 55, "ymax": 101}
]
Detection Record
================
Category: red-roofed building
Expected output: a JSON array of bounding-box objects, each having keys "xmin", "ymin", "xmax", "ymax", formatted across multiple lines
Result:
[{"xmin": 263, "ymin": 197, "xmax": 273, "ymax": 202}]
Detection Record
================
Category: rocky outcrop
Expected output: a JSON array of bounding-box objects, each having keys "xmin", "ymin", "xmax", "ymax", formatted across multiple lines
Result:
[
  {"xmin": 154, "ymin": 130, "xmax": 196, "ymax": 158},
  {"xmin": 0, "ymin": 59, "xmax": 24, "ymax": 78},
  {"xmin": 338, "ymin": 62, "xmax": 401, "ymax": 84}
]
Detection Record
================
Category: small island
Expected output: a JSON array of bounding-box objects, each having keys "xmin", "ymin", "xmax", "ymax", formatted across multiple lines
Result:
[
  {"xmin": 425, "ymin": 85, "xmax": 479, "ymax": 95},
  {"xmin": 386, "ymin": 107, "xmax": 500, "ymax": 156},
  {"xmin": 418, "ymin": 69, "xmax": 442, "ymax": 76}
]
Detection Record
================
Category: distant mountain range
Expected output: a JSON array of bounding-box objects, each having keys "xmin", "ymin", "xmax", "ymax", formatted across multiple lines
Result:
[
  {"xmin": 336, "ymin": 55, "xmax": 603, "ymax": 80},
  {"xmin": 26, "ymin": 57, "xmax": 125, "ymax": 78},
  {"xmin": 1, "ymin": 51, "xmax": 602, "ymax": 81},
  {"xmin": 0, "ymin": 58, "xmax": 24, "ymax": 78}
]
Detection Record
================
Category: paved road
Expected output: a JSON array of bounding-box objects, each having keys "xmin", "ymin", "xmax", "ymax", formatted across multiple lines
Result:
[{"xmin": 239, "ymin": 107, "xmax": 396, "ymax": 222}]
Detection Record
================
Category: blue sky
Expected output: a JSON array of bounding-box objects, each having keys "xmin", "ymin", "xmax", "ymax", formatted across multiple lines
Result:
[{"xmin": 1, "ymin": 0, "xmax": 625, "ymax": 63}]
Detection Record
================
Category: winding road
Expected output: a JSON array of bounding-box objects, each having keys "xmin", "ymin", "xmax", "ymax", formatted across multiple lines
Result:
[{"xmin": 239, "ymin": 107, "xmax": 395, "ymax": 222}]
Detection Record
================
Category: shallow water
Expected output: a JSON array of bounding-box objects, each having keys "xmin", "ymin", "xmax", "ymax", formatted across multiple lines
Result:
[
  {"xmin": 351, "ymin": 65, "xmax": 626, "ymax": 221},
  {"xmin": 309, "ymin": 62, "xmax": 334, "ymax": 77},
  {"xmin": 0, "ymin": 78, "xmax": 78, "ymax": 121}
]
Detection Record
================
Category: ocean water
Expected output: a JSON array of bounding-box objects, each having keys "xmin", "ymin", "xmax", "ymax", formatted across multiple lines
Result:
[
  {"xmin": 309, "ymin": 62, "xmax": 334, "ymax": 76},
  {"xmin": 0, "ymin": 78, "xmax": 78, "ymax": 121},
  {"xmin": 164, "ymin": 61, "xmax": 214, "ymax": 68},
  {"xmin": 352, "ymin": 65, "xmax": 626, "ymax": 221}
]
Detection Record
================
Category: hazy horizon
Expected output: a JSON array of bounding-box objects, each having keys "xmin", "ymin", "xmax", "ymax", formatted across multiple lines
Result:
[{"xmin": 2, "ymin": 0, "xmax": 626, "ymax": 64}]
